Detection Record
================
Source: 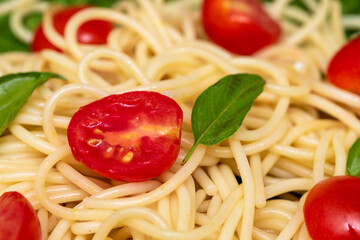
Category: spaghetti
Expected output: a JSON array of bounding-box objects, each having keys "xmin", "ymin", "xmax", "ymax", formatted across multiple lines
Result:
[{"xmin": 0, "ymin": 0, "xmax": 359, "ymax": 239}]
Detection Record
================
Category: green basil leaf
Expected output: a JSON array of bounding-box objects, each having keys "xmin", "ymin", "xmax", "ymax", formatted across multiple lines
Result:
[
  {"xmin": 183, "ymin": 74, "xmax": 265, "ymax": 163},
  {"xmin": 42, "ymin": 0, "xmax": 174, "ymax": 7},
  {"xmin": 23, "ymin": 12, "xmax": 43, "ymax": 31},
  {"xmin": 333, "ymin": 0, "xmax": 360, "ymax": 39},
  {"xmin": 347, "ymin": 138, "xmax": 360, "ymax": 176},
  {"xmin": 341, "ymin": 0, "xmax": 360, "ymax": 15},
  {"xmin": 86, "ymin": 0, "xmax": 121, "ymax": 7},
  {"xmin": 0, "ymin": 14, "xmax": 30, "ymax": 53},
  {"xmin": 43, "ymin": 0, "xmax": 119, "ymax": 7},
  {"xmin": 0, "ymin": 72, "xmax": 65, "ymax": 135},
  {"xmin": 42, "ymin": 0, "xmax": 89, "ymax": 5}
]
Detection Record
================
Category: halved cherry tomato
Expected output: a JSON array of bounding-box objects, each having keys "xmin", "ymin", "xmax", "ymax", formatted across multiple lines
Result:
[
  {"xmin": 327, "ymin": 36, "xmax": 360, "ymax": 94},
  {"xmin": 303, "ymin": 175, "xmax": 360, "ymax": 240},
  {"xmin": 67, "ymin": 91, "xmax": 183, "ymax": 182},
  {"xmin": 202, "ymin": 0, "xmax": 281, "ymax": 55},
  {"xmin": 0, "ymin": 192, "xmax": 41, "ymax": 240},
  {"xmin": 31, "ymin": 5, "xmax": 113, "ymax": 52}
]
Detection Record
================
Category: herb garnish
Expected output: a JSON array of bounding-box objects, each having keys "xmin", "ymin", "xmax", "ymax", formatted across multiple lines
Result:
[
  {"xmin": 0, "ymin": 72, "xmax": 65, "ymax": 135},
  {"xmin": 183, "ymin": 73, "xmax": 265, "ymax": 163},
  {"xmin": 347, "ymin": 138, "xmax": 360, "ymax": 176}
]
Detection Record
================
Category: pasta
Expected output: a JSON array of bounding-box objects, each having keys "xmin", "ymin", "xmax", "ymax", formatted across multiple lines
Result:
[{"xmin": 1, "ymin": 0, "xmax": 360, "ymax": 239}]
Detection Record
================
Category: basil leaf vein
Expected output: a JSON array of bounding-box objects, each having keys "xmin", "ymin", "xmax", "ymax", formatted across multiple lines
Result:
[
  {"xmin": 183, "ymin": 73, "xmax": 265, "ymax": 163},
  {"xmin": 0, "ymin": 72, "xmax": 65, "ymax": 135}
]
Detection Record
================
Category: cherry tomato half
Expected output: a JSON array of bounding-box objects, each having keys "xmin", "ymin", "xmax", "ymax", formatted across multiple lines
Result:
[
  {"xmin": 31, "ymin": 5, "xmax": 113, "ymax": 52},
  {"xmin": 0, "ymin": 192, "xmax": 41, "ymax": 240},
  {"xmin": 202, "ymin": 0, "xmax": 281, "ymax": 55},
  {"xmin": 327, "ymin": 36, "xmax": 360, "ymax": 94},
  {"xmin": 67, "ymin": 91, "xmax": 183, "ymax": 182},
  {"xmin": 304, "ymin": 175, "xmax": 360, "ymax": 240}
]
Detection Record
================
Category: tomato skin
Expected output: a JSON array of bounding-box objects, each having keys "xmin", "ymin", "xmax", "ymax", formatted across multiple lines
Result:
[
  {"xmin": 31, "ymin": 5, "xmax": 113, "ymax": 52},
  {"xmin": 67, "ymin": 91, "xmax": 183, "ymax": 182},
  {"xmin": 202, "ymin": 0, "xmax": 281, "ymax": 55},
  {"xmin": 303, "ymin": 175, "xmax": 360, "ymax": 240},
  {"xmin": 0, "ymin": 192, "xmax": 41, "ymax": 240},
  {"xmin": 327, "ymin": 36, "xmax": 360, "ymax": 94}
]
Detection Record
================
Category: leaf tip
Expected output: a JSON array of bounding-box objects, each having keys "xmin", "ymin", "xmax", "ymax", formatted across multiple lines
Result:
[{"xmin": 50, "ymin": 73, "xmax": 67, "ymax": 81}]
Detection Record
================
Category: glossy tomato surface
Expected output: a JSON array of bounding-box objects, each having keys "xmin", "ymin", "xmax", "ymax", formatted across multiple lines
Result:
[
  {"xmin": 202, "ymin": 0, "xmax": 281, "ymax": 55},
  {"xmin": 0, "ymin": 192, "xmax": 41, "ymax": 240},
  {"xmin": 67, "ymin": 91, "xmax": 183, "ymax": 182},
  {"xmin": 32, "ymin": 5, "xmax": 113, "ymax": 52},
  {"xmin": 304, "ymin": 175, "xmax": 360, "ymax": 240},
  {"xmin": 327, "ymin": 36, "xmax": 360, "ymax": 94}
]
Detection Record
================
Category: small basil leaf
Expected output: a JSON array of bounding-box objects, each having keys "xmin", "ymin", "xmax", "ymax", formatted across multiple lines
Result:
[
  {"xmin": 183, "ymin": 74, "xmax": 265, "ymax": 163},
  {"xmin": 43, "ymin": 0, "xmax": 174, "ymax": 7},
  {"xmin": 23, "ymin": 12, "xmax": 43, "ymax": 31},
  {"xmin": 0, "ymin": 14, "xmax": 30, "ymax": 53},
  {"xmin": 332, "ymin": 0, "xmax": 360, "ymax": 39},
  {"xmin": 347, "ymin": 138, "xmax": 360, "ymax": 176},
  {"xmin": 87, "ymin": 0, "xmax": 120, "ymax": 7},
  {"xmin": 43, "ymin": 0, "xmax": 119, "ymax": 7},
  {"xmin": 0, "ymin": 72, "xmax": 65, "ymax": 135},
  {"xmin": 43, "ymin": 0, "xmax": 89, "ymax": 5},
  {"xmin": 341, "ymin": 0, "xmax": 360, "ymax": 15}
]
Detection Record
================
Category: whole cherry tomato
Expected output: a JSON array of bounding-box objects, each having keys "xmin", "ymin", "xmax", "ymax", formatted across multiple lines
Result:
[
  {"xmin": 31, "ymin": 5, "xmax": 113, "ymax": 52},
  {"xmin": 0, "ymin": 192, "xmax": 41, "ymax": 240},
  {"xmin": 327, "ymin": 36, "xmax": 360, "ymax": 94},
  {"xmin": 67, "ymin": 91, "xmax": 183, "ymax": 182},
  {"xmin": 303, "ymin": 175, "xmax": 360, "ymax": 240},
  {"xmin": 202, "ymin": 0, "xmax": 281, "ymax": 55}
]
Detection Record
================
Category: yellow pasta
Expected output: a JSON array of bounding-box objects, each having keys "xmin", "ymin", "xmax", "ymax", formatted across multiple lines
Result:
[{"xmin": 0, "ymin": 0, "xmax": 359, "ymax": 239}]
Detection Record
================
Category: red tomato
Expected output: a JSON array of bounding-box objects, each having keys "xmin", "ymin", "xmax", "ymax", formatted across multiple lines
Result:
[
  {"xmin": 303, "ymin": 175, "xmax": 360, "ymax": 240},
  {"xmin": 327, "ymin": 36, "xmax": 360, "ymax": 94},
  {"xmin": 31, "ymin": 5, "xmax": 113, "ymax": 52},
  {"xmin": 202, "ymin": 0, "xmax": 281, "ymax": 55},
  {"xmin": 67, "ymin": 91, "xmax": 183, "ymax": 182},
  {"xmin": 0, "ymin": 192, "xmax": 41, "ymax": 240}
]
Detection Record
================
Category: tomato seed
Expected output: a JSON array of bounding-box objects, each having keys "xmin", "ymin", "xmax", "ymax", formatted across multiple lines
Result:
[
  {"xmin": 94, "ymin": 128, "xmax": 103, "ymax": 134},
  {"xmin": 122, "ymin": 151, "xmax": 134, "ymax": 163},
  {"xmin": 88, "ymin": 139, "xmax": 102, "ymax": 146}
]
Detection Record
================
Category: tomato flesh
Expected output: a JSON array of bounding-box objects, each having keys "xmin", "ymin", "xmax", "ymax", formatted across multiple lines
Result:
[
  {"xmin": 0, "ymin": 192, "xmax": 41, "ymax": 240},
  {"xmin": 304, "ymin": 175, "xmax": 360, "ymax": 240},
  {"xmin": 327, "ymin": 36, "xmax": 360, "ymax": 94},
  {"xmin": 31, "ymin": 5, "xmax": 113, "ymax": 52},
  {"xmin": 202, "ymin": 0, "xmax": 281, "ymax": 55},
  {"xmin": 67, "ymin": 91, "xmax": 183, "ymax": 182}
]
